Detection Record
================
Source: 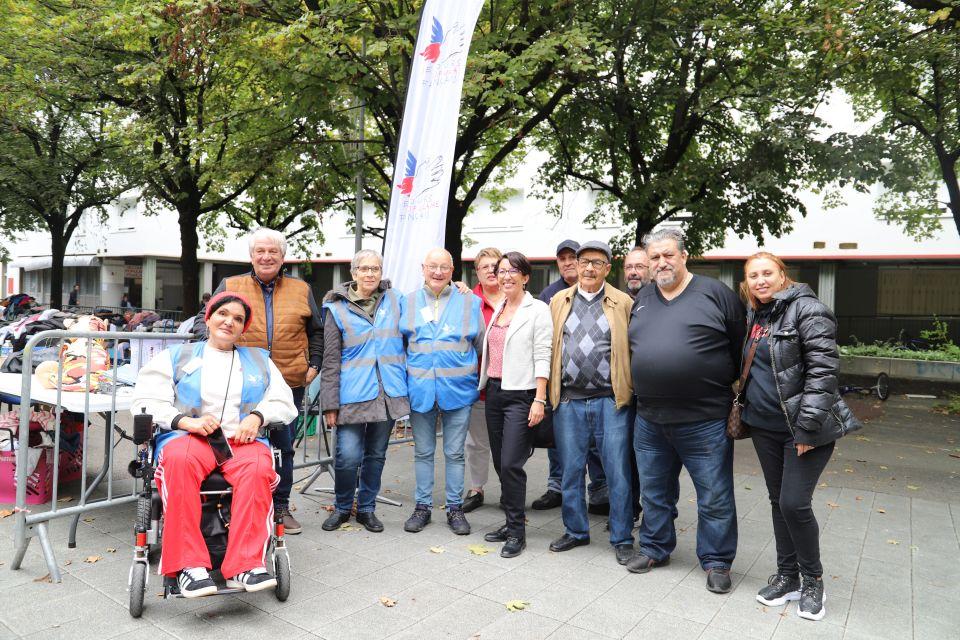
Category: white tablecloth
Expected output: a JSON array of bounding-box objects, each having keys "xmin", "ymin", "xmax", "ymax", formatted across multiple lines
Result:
[{"xmin": 0, "ymin": 372, "xmax": 133, "ymax": 414}]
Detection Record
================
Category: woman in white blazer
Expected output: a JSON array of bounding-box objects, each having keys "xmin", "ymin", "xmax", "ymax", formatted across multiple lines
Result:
[{"xmin": 477, "ymin": 251, "xmax": 553, "ymax": 558}]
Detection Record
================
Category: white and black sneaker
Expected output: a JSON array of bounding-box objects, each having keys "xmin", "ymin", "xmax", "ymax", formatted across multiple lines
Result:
[
  {"xmin": 756, "ymin": 573, "xmax": 801, "ymax": 606},
  {"xmin": 797, "ymin": 575, "xmax": 826, "ymax": 621},
  {"xmin": 226, "ymin": 567, "xmax": 277, "ymax": 592},
  {"xmin": 178, "ymin": 567, "xmax": 217, "ymax": 598}
]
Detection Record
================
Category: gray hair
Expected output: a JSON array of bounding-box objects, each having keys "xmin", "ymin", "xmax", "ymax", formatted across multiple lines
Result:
[
  {"xmin": 350, "ymin": 249, "xmax": 383, "ymax": 274},
  {"xmin": 248, "ymin": 228, "xmax": 287, "ymax": 256},
  {"xmin": 642, "ymin": 228, "xmax": 686, "ymax": 254}
]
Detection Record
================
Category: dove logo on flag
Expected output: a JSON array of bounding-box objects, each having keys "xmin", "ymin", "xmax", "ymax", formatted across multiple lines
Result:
[
  {"xmin": 396, "ymin": 151, "xmax": 444, "ymax": 200},
  {"xmin": 419, "ymin": 17, "xmax": 466, "ymax": 66}
]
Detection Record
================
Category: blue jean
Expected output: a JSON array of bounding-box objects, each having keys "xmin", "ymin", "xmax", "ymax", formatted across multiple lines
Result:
[
  {"xmin": 333, "ymin": 420, "xmax": 393, "ymax": 514},
  {"xmin": 555, "ymin": 397, "xmax": 634, "ymax": 546},
  {"xmin": 634, "ymin": 415, "xmax": 737, "ymax": 570},
  {"xmin": 547, "ymin": 444, "xmax": 607, "ymax": 503},
  {"xmin": 410, "ymin": 404, "xmax": 473, "ymax": 508},
  {"xmin": 270, "ymin": 386, "xmax": 303, "ymax": 509}
]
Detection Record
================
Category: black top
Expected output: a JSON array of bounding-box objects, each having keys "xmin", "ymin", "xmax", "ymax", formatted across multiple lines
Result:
[
  {"xmin": 742, "ymin": 305, "xmax": 788, "ymax": 431},
  {"xmin": 538, "ymin": 277, "xmax": 572, "ymax": 304},
  {"xmin": 629, "ymin": 275, "xmax": 746, "ymax": 424}
]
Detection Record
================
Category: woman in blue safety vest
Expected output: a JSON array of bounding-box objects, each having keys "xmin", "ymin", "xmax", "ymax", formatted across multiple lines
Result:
[
  {"xmin": 320, "ymin": 249, "xmax": 409, "ymax": 534},
  {"xmin": 131, "ymin": 292, "xmax": 298, "ymax": 598}
]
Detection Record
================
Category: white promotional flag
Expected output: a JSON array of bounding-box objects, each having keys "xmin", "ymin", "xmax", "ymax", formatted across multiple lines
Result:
[{"xmin": 382, "ymin": 0, "xmax": 485, "ymax": 294}]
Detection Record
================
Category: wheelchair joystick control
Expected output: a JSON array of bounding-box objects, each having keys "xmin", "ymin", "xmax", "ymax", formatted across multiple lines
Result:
[{"xmin": 133, "ymin": 408, "xmax": 153, "ymax": 445}]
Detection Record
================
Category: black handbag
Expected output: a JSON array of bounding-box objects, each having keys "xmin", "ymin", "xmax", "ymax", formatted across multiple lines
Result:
[{"xmin": 529, "ymin": 402, "xmax": 555, "ymax": 451}]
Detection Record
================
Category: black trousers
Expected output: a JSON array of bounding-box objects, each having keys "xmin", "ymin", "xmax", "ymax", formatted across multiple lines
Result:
[
  {"xmin": 485, "ymin": 379, "xmax": 534, "ymax": 538},
  {"xmin": 750, "ymin": 426, "xmax": 835, "ymax": 578}
]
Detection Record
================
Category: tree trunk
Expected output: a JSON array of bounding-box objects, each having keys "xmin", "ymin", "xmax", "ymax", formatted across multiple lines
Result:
[
  {"xmin": 445, "ymin": 198, "xmax": 466, "ymax": 281},
  {"xmin": 178, "ymin": 204, "xmax": 201, "ymax": 317},
  {"xmin": 939, "ymin": 156, "xmax": 960, "ymax": 238},
  {"xmin": 48, "ymin": 218, "xmax": 67, "ymax": 309},
  {"xmin": 633, "ymin": 197, "xmax": 662, "ymax": 246}
]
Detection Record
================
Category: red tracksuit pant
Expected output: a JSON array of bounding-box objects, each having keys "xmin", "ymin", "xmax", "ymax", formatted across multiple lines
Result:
[{"xmin": 155, "ymin": 434, "xmax": 278, "ymax": 579}]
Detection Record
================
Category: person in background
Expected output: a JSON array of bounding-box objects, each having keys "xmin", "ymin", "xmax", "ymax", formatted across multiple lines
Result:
[
  {"xmin": 626, "ymin": 228, "xmax": 745, "ymax": 594},
  {"xmin": 534, "ymin": 239, "xmax": 608, "ymax": 514},
  {"xmin": 320, "ymin": 249, "xmax": 408, "ymax": 533},
  {"xmin": 120, "ymin": 293, "xmax": 135, "ymax": 310},
  {"xmin": 740, "ymin": 251, "xmax": 860, "ymax": 622},
  {"xmin": 400, "ymin": 248, "xmax": 484, "ymax": 536},
  {"xmin": 68, "ymin": 284, "xmax": 80, "ymax": 306},
  {"xmin": 463, "ymin": 247, "xmax": 505, "ymax": 513},
  {"xmin": 548, "ymin": 241, "xmax": 636, "ymax": 565},
  {"xmin": 478, "ymin": 251, "xmax": 552, "ymax": 557},
  {"xmin": 193, "ymin": 227, "xmax": 323, "ymax": 535},
  {"xmin": 623, "ymin": 246, "xmax": 651, "ymax": 300}
]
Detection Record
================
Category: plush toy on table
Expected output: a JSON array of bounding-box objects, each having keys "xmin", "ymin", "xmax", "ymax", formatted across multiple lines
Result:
[{"xmin": 34, "ymin": 315, "xmax": 111, "ymax": 392}]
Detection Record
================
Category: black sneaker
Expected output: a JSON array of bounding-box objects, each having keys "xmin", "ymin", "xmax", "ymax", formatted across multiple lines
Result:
[
  {"xmin": 501, "ymin": 536, "xmax": 526, "ymax": 558},
  {"xmin": 615, "ymin": 544, "xmax": 635, "ymax": 566},
  {"xmin": 706, "ymin": 568, "xmax": 732, "ymax": 594},
  {"xmin": 403, "ymin": 504, "xmax": 432, "ymax": 533},
  {"xmin": 226, "ymin": 567, "xmax": 277, "ymax": 592},
  {"xmin": 531, "ymin": 490, "xmax": 562, "ymax": 510},
  {"xmin": 797, "ymin": 575, "xmax": 826, "ymax": 621},
  {"xmin": 177, "ymin": 567, "xmax": 217, "ymax": 598},
  {"xmin": 625, "ymin": 553, "xmax": 669, "ymax": 574},
  {"xmin": 484, "ymin": 525, "xmax": 509, "ymax": 542},
  {"xmin": 462, "ymin": 490, "xmax": 484, "ymax": 513},
  {"xmin": 321, "ymin": 511, "xmax": 351, "ymax": 531},
  {"xmin": 756, "ymin": 573, "xmax": 801, "ymax": 606},
  {"xmin": 446, "ymin": 506, "xmax": 471, "ymax": 535}
]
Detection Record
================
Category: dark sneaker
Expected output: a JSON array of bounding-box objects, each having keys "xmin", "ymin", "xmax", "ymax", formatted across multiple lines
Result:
[
  {"xmin": 462, "ymin": 490, "xmax": 484, "ymax": 513},
  {"xmin": 757, "ymin": 573, "xmax": 801, "ymax": 606},
  {"xmin": 403, "ymin": 504, "xmax": 432, "ymax": 533},
  {"xmin": 797, "ymin": 575, "xmax": 826, "ymax": 621},
  {"xmin": 531, "ymin": 490, "xmax": 562, "ymax": 510},
  {"xmin": 706, "ymin": 568, "xmax": 733, "ymax": 594},
  {"xmin": 356, "ymin": 511, "xmax": 384, "ymax": 533},
  {"xmin": 177, "ymin": 567, "xmax": 217, "ymax": 598},
  {"xmin": 446, "ymin": 506, "xmax": 471, "ymax": 535},
  {"xmin": 549, "ymin": 533, "xmax": 590, "ymax": 552},
  {"xmin": 615, "ymin": 544, "xmax": 635, "ymax": 566},
  {"xmin": 626, "ymin": 553, "xmax": 670, "ymax": 574},
  {"xmin": 276, "ymin": 505, "xmax": 302, "ymax": 535},
  {"xmin": 226, "ymin": 567, "xmax": 277, "ymax": 592},
  {"xmin": 484, "ymin": 525, "xmax": 509, "ymax": 542},
  {"xmin": 501, "ymin": 536, "xmax": 526, "ymax": 558},
  {"xmin": 321, "ymin": 511, "xmax": 351, "ymax": 532},
  {"xmin": 587, "ymin": 502, "xmax": 610, "ymax": 515}
]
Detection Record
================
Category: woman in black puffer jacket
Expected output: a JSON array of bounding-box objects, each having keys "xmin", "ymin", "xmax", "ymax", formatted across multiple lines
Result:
[{"xmin": 738, "ymin": 252, "xmax": 861, "ymax": 624}]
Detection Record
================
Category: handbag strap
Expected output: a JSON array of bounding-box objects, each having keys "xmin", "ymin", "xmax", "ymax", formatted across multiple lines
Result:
[{"xmin": 737, "ymin": 323, "xmax": 766, "ymax": 397}]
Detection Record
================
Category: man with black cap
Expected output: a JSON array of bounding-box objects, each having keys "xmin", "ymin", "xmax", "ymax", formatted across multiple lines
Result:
[
  {"xmin": 531, "ymin": 240, "xmax": 608, "ymax": 512},
  {"xmin": 546, "ymin": 240, "xmax": 635, "ymax": 564}
]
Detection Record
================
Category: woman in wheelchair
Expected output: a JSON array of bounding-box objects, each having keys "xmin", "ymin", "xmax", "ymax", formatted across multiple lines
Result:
[{"xmin": 132, "ymin": 292, "xmax": 297, "ymax": 598}]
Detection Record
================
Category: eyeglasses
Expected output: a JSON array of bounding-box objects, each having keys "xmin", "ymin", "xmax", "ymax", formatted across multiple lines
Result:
[
  {"xmin": 624, "ymin": 264, "xmax": 648, "ymax": 272},
  {"xmin": 497, "ymin": 268, "xmax": 522, "ymax": 276},
  {"xmin": 476, "ymin": 264, "xmax": 497, "ymax": 273},
  {"xmin": 578, "ymin": 258, "xmax": 609, "ymax": 269},
  {"xmin": 355, "ymin": 266, "xmax": 382, "ymax": 275},
  {"xmin": 424, "ymin": 264, "xmax": 453, "ymax": 273}
]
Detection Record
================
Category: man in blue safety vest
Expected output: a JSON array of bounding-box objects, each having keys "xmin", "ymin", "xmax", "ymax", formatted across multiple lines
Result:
[{"xmin": 400, "ymin": 248, "xmax": 485, "ymax": 536}]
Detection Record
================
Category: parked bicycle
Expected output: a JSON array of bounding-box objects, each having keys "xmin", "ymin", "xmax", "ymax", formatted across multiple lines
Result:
[{"xmin": 839, "ymin": 372, "xmax": 890, "ymax": 401}]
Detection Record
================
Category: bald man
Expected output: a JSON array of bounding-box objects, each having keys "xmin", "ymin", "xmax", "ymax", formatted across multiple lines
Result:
[{"xmin": 399, "ymin": 248, "xmax": 485, "ymax": 536}]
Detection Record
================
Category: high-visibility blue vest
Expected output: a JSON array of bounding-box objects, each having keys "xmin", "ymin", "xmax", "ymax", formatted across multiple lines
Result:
[
  {"xmin": 323, "ymin": 289, "xmax": 407, "ymax": 405},
  {"xmin": 155, "ymin": 342, "xmax": 271, "ymax": 455},
  {"xmin": 400, "ymin": 287, "xmax": 482, "ymax": 412}
]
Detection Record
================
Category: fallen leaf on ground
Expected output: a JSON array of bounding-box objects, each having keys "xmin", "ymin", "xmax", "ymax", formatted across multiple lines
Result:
[
  {"xmin": 106, "ymin": 548, "xmax": 117, "ymax": 553},
  {"xmin": 379, "ymin": 596, "xmax": 396, "ymax": 607},
  {"xmin": 505, "ymin": 600, "xmax": 529, "ymax": 612},
  {"xmin": 33, "ymin": 574, "xmax": 52, "ymax": 583},
  {"xmin": 338, "ymin": 523, "xmax": 360, "ymax": 531},
  {"xmin": 949, "ymin": 454, "xmax": 960, "ymax": 459},
  {"xmin": 855, "ymin": 436, "xmax": 871, "ymax": 442},
  {"xmin": 886, "ymin": 539, "xmax": 900, "ymax": 545},
  {"xmin": 0, "ymin": 509, "xmax": 13, "ymax": 519},
  {"xmin": 429, "ymin": 546, "xmax": 445, "ymax": 554},
  {"xmin": 880, "ymin": 466, "xmax": 888, "ymax": 470},
  {"xmin": 826, "ymin": 502, "xmax": 840, "ymax": 508},
  {"xmin": 877, "ymin": 509, "xmax": 887, "ymax": 514},
  {"xmin": 62, "ymin": 560, "xmax": 71, "ymax": 566},
  {"xmin": 744, "ymin": 486, "xmax": 752, "ymax": 490},
  {"xmin": 468, "ymin": 544, "xmax": 491, "ymax": 556},
  {"xmin": 57, "ymin": 497, "xmax": 73, "ymax": 503},
  {"xmin": 910, "ymin": 545, "xmax": 919, "ymax": 551},
  {"xmin": 844, "ymin": 469, "xmax": 854, "ymax": 474},
  {"xmin": 818, "ymin": 483, "xmax": 828, "ymax": 488},
  {"xmin": 855, "ymin": 496, "xmax": 863, "ymax": 501},
  {"xmin": 321, "ymin": 505, "xmax": 334, "ymax": 512},
  {"xmin": 83, "ymin": 555, "xmax": 102, "ymax": 564},
  {"xmin": 906, "ymin": 485, "xmax": 919, "ymax": 491},
  {"xmin": 82, "ymin": 517, "xmax": 95, "ymax": 523}
]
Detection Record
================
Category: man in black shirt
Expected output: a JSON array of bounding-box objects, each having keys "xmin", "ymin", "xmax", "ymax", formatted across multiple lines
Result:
[{"xmin": 625, "ymin": 229, "xmax": 745, "ymax": 595}]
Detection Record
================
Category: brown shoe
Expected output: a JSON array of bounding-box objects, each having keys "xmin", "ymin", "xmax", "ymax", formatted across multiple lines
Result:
[{"xmin": 277, "ymin": 505, "xmax": 302, "ymax": 535}]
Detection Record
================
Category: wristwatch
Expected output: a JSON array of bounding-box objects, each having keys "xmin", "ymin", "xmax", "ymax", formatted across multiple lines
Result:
[{"xmin": 533, "ymin": 398, "xmax": 547, "ymax": 405}]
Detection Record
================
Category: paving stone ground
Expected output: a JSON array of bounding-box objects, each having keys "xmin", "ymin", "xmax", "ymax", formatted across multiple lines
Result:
[{"xmin": 0, "ymin": 395, "xmax": 957, "ymax": 640}]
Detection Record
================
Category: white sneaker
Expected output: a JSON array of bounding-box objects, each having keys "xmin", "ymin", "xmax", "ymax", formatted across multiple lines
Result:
[
  {"xmin": 226, "ymin": 567, "xmax": 277, "ymax": 592},
  {"xmin": 178, "ymin": 567, "xmax": 217, "ymax": 598}
]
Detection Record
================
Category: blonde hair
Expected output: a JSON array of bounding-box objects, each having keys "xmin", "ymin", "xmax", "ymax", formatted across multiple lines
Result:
[
  {"xmin": 740, "ymin": 252, "xmax": 795, "ymax": 311},
  {"xmin": 474, "ymin": 247, "xmax": 503, "ymax": 268}
]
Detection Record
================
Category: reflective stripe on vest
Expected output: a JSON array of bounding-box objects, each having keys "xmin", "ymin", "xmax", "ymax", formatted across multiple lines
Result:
[
  {"xmin": 401, "ymin": 288, "xmax": 480, "ymax": 412},
  {"xmin": 168, "ymin": 342, "xmax": 270, "ymax": 420},
  {"xmin": 323, "ymin": 289, "xmax": 407, "ymax": 405}
]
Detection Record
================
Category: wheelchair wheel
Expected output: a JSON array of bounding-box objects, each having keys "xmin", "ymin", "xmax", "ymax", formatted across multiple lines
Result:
[
  {"xmin": 129, "ymin": 562, "xmax": 147, "ymax": 618},
  {"xmin": 274, "ymin": 551, "xmax": 291, "ymax": 602},
  {"xmin": 875, "ymin": 372, "xmax": 890, "ymax": 401}
]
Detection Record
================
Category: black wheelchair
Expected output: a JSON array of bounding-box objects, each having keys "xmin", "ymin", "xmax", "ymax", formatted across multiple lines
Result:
[{"xmin": 127, "ymin": 410, "xmax": 291, "ymax": 617}]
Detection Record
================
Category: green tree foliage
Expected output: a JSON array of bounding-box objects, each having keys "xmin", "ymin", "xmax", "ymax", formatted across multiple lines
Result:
[{"xmin": 535, "ymin": 0, "xmax": 855, "ymax": 255}]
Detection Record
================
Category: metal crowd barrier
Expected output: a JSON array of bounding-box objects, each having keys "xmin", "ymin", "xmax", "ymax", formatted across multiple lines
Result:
[{"xmin": 7, "ymin": 329, "xmax": 328, "ymax": 582}]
